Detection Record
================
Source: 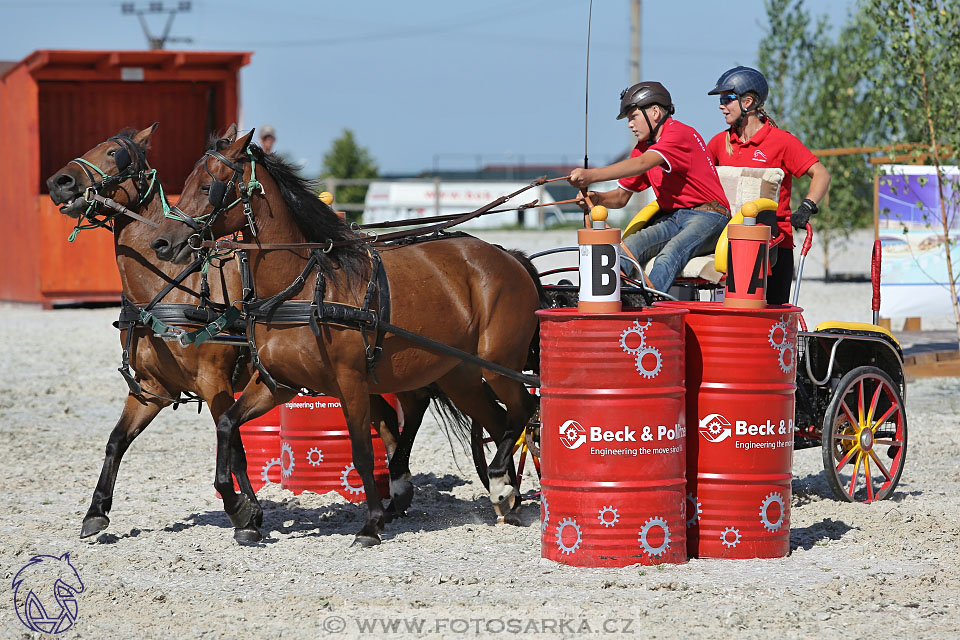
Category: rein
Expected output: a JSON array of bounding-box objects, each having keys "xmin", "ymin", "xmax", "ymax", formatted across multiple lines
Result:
[
  {"xmin": 197, "ymin": 175, "xmax": 568, "ymax": 252},
  {"xmin": 172, "ymin": 146, "xmax": 546, "ymax": 390}
]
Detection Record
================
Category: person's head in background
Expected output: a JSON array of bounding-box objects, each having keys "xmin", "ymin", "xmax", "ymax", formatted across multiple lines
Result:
[{"xmin": 259, "ymin": 124, "xmax": 276, "ymax": 154}]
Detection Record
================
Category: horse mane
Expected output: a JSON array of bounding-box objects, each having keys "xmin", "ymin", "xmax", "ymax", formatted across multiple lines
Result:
[{"xmin": 249, "ymin": 145, "xmax": 368, "ymax": 284}]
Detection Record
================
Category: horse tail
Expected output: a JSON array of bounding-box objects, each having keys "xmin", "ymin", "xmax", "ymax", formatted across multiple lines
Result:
[
  {"xmin": 504, "ymin": 248, "xmax": 546, "ymax": 375},
  {"xmin": 425, "ymin": 383, "xmax": 473, "ymax": 454}
]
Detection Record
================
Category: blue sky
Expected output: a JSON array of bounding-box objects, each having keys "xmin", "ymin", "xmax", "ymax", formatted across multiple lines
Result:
[{"xmin": 0, "ymin": 0, "xmax": 852, "ymax": 175}]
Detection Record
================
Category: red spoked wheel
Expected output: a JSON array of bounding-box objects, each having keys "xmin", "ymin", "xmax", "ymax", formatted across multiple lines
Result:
[{"xmin": 821, "ymin": 366, "xmax": 907, "ymax": 502}]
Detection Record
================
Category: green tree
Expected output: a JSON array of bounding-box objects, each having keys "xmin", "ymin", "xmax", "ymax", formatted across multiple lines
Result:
[
  {"xmin": 320, "ymin": 129, "xmax": 378, "ymax": 223},
  {"xmin": 863, "ymin": 0, "xmax": 960, "ymax": 342},
  {"xmin": 758, "ymin": 0, "xmax": 878, "ymax": 278}
]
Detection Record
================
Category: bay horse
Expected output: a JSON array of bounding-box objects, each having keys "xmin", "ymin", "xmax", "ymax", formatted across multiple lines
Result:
[
  {"xmin": 45, "ymin": 125, "xmax": 418, "ymax": 540},
  {"xmin": 150, "ymin": 130, "xmax": 541, "ymax": 546}
]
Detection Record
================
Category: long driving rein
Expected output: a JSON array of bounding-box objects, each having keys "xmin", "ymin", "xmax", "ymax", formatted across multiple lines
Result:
[{"xmin": 167, "ymin": 147, "xmax": 548, "ymax": 391}]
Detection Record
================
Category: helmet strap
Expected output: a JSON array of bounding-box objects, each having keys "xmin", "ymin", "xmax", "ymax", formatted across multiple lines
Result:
[
  {"xmin": 642, "ymin": 106, "xmax": 669, "ymax": 145},
  {"xmin": 734, "ymin": 95, "xmax": 760, "ymax": 131}
]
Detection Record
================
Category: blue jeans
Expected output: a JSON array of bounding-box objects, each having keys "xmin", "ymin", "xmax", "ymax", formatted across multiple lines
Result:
[{"xmin": 622, "ymin": 208, "xmax": 729, "ymax": 292}]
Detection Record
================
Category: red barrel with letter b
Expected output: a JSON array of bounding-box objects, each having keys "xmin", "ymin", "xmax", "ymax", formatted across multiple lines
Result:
[
  {"xmin": 538, "ymin": 307, "xmax": 688, "ymax": 566},
  {"xmin": 657, "ymin": 301, "xmax": 800, "ymax": 559}
]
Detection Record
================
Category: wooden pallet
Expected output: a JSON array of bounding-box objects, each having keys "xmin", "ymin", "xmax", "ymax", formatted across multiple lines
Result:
[{"xmin": 903, "ymin": 348, "xmax": 960, "ymax": 377}]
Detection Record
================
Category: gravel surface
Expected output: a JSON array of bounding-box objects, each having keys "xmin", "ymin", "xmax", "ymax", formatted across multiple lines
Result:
[{"xmin": 1, "ymin": 230, "xmax": 958, "ymax": 639}]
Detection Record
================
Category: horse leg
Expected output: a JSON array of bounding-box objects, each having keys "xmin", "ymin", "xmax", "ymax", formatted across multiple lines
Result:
[
  {"xmin": 481, "ymin": 374, "xmax": 538, "ymax": 518},
  {"xmin": 80, "ymin": 394, "xmax": 166, "ymax": 538},
  {"xmin": 215, "ymin": 380, "xmax": 289, "ymax": 543},
  {"xmin": 204, "ymin": 387, "xmax": 264, "ymax": 529},
  {"xmin": 384, "ymin": 390, "xmax": 431, "ymax": 518},
  {"xmin": 339, "ymin": 381, "xmax": 385, "ymax": 547},
  {"xmin": 433, "ymin": 370, "xmax": 526, "ymax": 522}
]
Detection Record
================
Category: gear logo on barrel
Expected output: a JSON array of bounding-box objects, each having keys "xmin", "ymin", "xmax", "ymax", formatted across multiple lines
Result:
[
  {"xmin": 541, "ymin": 494, "xmax": 550, "ymax": 532},
  {"xmin": 685, "ymin": 493, "xmax": 703, "ymax": 527},
  {"xmin": 280, "ymin": 442, "xmax": 295, "ymax": 479},
  {"xmin": 556, "ymin": 518, "xmax": 582, "ymax": 555},
  {"xmin": 698, "ymin": 413, "xmax": 732, "ymax": 443},
  {"xmin": 720, "ymin": 527, "xmax": 742, "ymax": 548},
  {"xmin": 598, "ymin": 506, "xmax": 619, "ymax": 528},
  {"xmin": 261, "ymin": 458, "xmax": 281, "ymax": 485},
  {"xmin": 638, "ymin": 516, "xmax": 671, "ymax": 558},
  {"xmin": 306, "ymin": 447, "xmax": 323, "ymax": 466},
  {"xmin": 620, "ymin": 319, "xmax": 662, "ymax": 379},
  {"xmin": 759, "ymin": 492, "xmax": 786, "ymax": 532},
  {"xmin": 340, "ymin": 463, "xmax": 365, "ymax": 497},
  {"xmin": 768, "ymin": 316, "xmax": 795, "ymax": 374},
  {"xmin": 558, "ymin": 419, "xmax": 587, "ymax": 450}
]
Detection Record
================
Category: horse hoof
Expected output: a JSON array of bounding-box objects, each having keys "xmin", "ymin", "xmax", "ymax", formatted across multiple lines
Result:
[
  {"xmin": 352, "ymin": 534, "xmax": 381, "ymax": 548},
  {"xmin": 492, "ymin": 491, "xmax": 517, "ymax": 518},
  {"xmin": 234, "ymin": 527, "xmax": 262, "ymax": 544},
  {"xmin": 389, "ymin": 479, "xmax": 414, "ymax": 513},
  {"xmin": 80, "ymin": 516, "xmax": 110, "ymax": 539},
  {"xmin": 500, "ymin": 511, "xmax": 523, "ymax": 527}
]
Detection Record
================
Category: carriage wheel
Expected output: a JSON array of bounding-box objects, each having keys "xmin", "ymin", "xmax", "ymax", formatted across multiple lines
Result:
[
  {"xmin": 471, "ymin": 424, "xmax": 541, "ymax": 495},
  {"xmin": 821, "ymin": 366, "xmax": 907, "ymax": 502}
]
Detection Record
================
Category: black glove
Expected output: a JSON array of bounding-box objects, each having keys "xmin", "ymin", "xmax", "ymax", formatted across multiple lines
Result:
[{"xmin": 790, "ymin": 198, "xmax": 818, "ymax": 230}]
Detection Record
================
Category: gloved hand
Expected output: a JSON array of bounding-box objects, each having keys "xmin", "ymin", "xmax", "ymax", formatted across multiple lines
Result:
[{"xmin": 791, "ymin": 198, "xmax": 818, "ymax": 230}]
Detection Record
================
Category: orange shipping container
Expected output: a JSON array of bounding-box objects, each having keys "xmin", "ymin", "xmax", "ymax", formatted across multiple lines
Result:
[{"xmin": 0, "ymin": 49, "xmax": 251, "ymax": 306}]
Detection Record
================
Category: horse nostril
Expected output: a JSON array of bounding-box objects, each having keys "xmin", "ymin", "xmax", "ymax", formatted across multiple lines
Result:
[
  {"xmin": 151, "ymin": 237, "xmax": 169, "ymax": 254},
  {"xmin": 55, "ymin": 173, "xmax": 75, "ymax": 188}
]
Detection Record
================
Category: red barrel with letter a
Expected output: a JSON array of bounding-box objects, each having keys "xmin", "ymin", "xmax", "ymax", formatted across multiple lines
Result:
[
  {"xmin": 538, "ymin": 307, "xmax": 688, "ymax": 567},
  {"xmin": 279, "ymin": 394, "xmax": 391, "ymax": 502},
  {"xmin": 656, "ymin": 301, "xmax": 800, "ymax": 558}
]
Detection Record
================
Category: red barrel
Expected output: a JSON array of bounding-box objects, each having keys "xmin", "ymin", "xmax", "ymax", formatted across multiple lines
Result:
[
  {"xmin": 279, "ymin": 395, "xmax": 390, "ymax": 502},
  {"xmin": 218, "ymin": 394, "xmax": 283, "ymax": 496},
  {"xmin": 657, "ymin": 301, "xmax": 799, "ymax": 559},
  {"xmin": 537, "ymin": 307, "xmax": 688, "ymax": 567}
]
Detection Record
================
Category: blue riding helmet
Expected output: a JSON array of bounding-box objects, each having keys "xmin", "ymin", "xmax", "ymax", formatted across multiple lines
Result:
[{"xmin": 707, "ymin": 66, "xmax": 769, "ymax": 104}]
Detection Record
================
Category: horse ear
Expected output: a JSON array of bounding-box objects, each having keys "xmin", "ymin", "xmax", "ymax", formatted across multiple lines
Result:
[
  {"xmin": 221, "ymin": 123, "xmax": 238, "ymax": 143},
  {"xmin": 133, "ymin": 123, "xmax": 158, "ymax": 151},
  {"xmin": 228, "ymin": 129, "xmax": 256, "ymax": 156}
]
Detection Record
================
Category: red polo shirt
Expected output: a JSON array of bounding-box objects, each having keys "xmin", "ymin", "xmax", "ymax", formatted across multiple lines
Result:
[
  {"xmin": 707, "ymin": 123, "xmax": 818, "ymax": 249},
  {"xmin": 618, "ymin": 118, "xmax": 730, "ymax": 213}
]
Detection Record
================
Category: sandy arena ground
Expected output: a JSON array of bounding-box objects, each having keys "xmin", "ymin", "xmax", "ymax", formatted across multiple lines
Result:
[{"xmin": 1, "ymin": 229, "xmax": 958, "ymax": 639}]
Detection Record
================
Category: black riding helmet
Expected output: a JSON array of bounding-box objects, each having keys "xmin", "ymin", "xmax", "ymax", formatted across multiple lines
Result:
[
  {"xmin": 708, "ymin": 66, "xmax": 769, "ymax": 128},
  {"xmin": 617, "ymin": 81, "xmax": 675, "ymax": 144}
]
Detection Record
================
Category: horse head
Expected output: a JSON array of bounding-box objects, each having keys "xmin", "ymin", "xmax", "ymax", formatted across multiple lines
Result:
[
  {"xmin": 46, "ymin": 123, "xmax": 158, "ymax": 219},
  {"xmin": 151, "ymin": 125, "xmax": 255, "ymax": 263}
]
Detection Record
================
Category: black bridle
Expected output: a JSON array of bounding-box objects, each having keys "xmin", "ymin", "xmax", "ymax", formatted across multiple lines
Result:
[
  {"xmin": 67, "ymin": 135, "xmax": 164, "ymax": 238},
  {"xmin": 165, "ymin": 147, "xmax": 263, "ymax": 248}
]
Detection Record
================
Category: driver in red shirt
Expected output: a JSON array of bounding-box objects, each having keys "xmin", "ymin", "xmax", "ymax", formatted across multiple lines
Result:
[
  {"xmin": 570, "ymin": 82, "xmax": 729, "ymax": 293},
  {"xmin": 706, "ymin": 66, "xmax": 831, "ymax": 304}
]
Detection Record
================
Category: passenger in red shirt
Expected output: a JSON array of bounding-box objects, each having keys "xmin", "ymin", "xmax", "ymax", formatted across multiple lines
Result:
[
  {"xmin": 569, "ymin": 81, "xmax": 730, "ymax": 293},
  {"xmin": 706, "ymin": 66, "xmax": 831, "ymax": 304}
]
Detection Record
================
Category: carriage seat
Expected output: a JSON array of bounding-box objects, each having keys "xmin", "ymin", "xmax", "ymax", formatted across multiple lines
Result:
[
  {"xmin": 814, "ymin": 321, "xmax": 900, "ymax": 346},
  {"xmin": 623, "ymin": 166, "xmax": 786, "ymax": 284}
]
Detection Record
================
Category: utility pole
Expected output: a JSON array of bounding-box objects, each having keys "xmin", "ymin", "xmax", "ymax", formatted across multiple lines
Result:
[
  {"xmin": 630, "ymin": 0, "xmax": 642, "ymax": 85},
  {"xmin": 121, "ymin": 2, "xmax": 193, "ymax": 50}
]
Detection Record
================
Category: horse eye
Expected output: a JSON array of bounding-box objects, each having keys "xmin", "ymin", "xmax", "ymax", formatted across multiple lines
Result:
[
  {"xmin": 107, "ymin": 150, "xmax": 116, "ymax": 156},
  {"xmin": 200, "ymin": 185, "xmax": 210, "ymax": 193}
]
